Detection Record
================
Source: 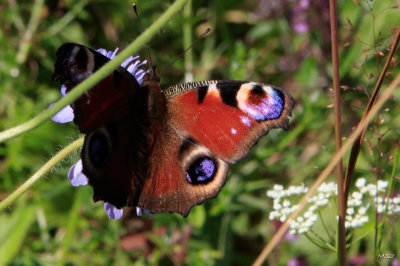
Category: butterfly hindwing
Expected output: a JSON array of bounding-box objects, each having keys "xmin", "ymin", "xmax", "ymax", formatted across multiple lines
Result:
[{"xmin": 138, "ymin": 130, "xmax": 229, "ymax": 216}]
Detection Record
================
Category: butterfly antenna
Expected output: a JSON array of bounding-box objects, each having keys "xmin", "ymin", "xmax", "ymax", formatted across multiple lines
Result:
[
  {"xmin": 158, "ymin": 27, "xmax": 211, "ymax": 76},
  {"xmin": 132, "ymin": 3, "xmax": 154, "ymax": 72}
]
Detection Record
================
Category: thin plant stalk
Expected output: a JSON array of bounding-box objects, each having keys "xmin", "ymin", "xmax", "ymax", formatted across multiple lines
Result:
[
  {"xmin": 343, "ymin": 29, "xmax": 400, "ymax": 203},
  {"xmin": 47, "ymin": 0, "xmax": 89, "ymax": 36},
  {"xmin": 183, "ymin": 0, "xmax": 193, "ymax": 82},
  {"xmin": 16, "ymin": 0, "xmax": 44, "ymax": 64},
  {"xmin": 253, "ymin": 73, "xmax": 400, "ymax": 266},
  {"xmin": 0, "ymin": 0, "xmax": 189, "ymax": 144},
  {"xmin": 0, "ymin": 137, "xmax": 84, "ymax": 211},
  {"xmin": 328, "ymin": 0, "xmax": 346, "ymax": 264}
]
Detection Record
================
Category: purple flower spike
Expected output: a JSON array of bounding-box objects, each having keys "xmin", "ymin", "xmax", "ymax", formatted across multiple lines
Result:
[
  {"xmin": 68, "ymin": 160, "xmax": 89, "ymax": 187},
  {"xmin": 104, "ymin": 202, "xmax": 124, "ymax": 220}
]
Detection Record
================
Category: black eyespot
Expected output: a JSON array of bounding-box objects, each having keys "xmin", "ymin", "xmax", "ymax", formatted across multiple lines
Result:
[
  {"xmin": 88, "ymin": 131, "xmax": 110, "ymax": 168},
  {"xmin": 186, "ymin": 157, "xmax": 217, "ymax": 184},
  {"xmin": 251, "ymin": 84, "xmax": 265, "ymax": 95}
]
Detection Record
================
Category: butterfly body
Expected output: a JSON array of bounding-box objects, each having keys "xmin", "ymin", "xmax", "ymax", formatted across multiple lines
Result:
[{"xmin": 53, "ymin": 43, "xmax": 294, "ymax": 216}]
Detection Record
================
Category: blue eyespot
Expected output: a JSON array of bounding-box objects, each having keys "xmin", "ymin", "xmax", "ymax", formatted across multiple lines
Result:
[
  {"xmin": 265, "ymin": 88, "xmax": 284, "ymax": 119},
  {"xmin": 186, "ymin": 157, "xmax": 216, "ymax": 184}
]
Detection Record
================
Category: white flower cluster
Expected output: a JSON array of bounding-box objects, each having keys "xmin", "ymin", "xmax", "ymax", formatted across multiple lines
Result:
[{"xmin": 267, "ymin": 178, "xmax": 400, "ymax": 235}]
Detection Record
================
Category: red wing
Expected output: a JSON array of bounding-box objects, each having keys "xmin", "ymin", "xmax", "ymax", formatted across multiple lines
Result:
[
  {"xmin": 166, "ymin": 81, "xmax": 294, "ymax": 163},
  {"xmin": 137, "ymin": 81, "xmax": 294, "ymax": 216}
]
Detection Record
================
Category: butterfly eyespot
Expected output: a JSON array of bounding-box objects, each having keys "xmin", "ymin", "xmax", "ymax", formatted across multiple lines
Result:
[
  {"xmin": 86, "ymin": 127, "xmax": 112, "ymax": 169},
  {"xmin": 186, "ymin": 157, "xmax": 217, "ymax": 184},
  {"xmin": 251, "ymin": 84, "xmax": 264, "ymax": 94}
]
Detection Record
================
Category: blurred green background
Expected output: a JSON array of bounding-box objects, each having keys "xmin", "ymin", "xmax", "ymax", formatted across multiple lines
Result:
[{"xmin": 0, "ymin": 0, "xmax": 399, "ymax": 265}]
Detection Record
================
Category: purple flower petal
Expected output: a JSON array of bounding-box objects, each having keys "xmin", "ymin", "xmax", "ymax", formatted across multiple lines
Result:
[
  {"xmin": 95, "ymin": 48, "xmax": 147, "ymax": 85},
  {"xmin": 293, "ymin": 21, "xmax": 309, "ymax": 34},
  {"xmin": 68, "ymin": 160, "xmax": 89, "ymax": 187},
  {"xmin": 135, "ymin": 70, "xmax": 146, "ymax": 83},
  {"xmin": 285, "ymin": 232, "xmax": 299, "ymax": 242},
  {"xmin": 121, "ymin": 55, "xmax": 140, "ymax": 67},
  {"xmin": 50, "ymin": 103, "xmax": 74, "ymax": 123},
  {"xmin": 96, "ymin": 48, "xmax": 119, "ymax": 59},
  {"xmin": 299, "ymin": 0, "xmax": 310, "ymax": 9},
  {"xmin": 96, "ymin": 48, "xmax": 108, "ymax": 56},
  {"xmin": 61, "ymin": 85, "xmax": 67, "ymax": 96},
  {"xmin": 136, "ymin": 206, "xmax": 153, "ymax": 217},
  {"xmin": 104, "ymin": 202, "xmax": 123, "ymax": 219}
]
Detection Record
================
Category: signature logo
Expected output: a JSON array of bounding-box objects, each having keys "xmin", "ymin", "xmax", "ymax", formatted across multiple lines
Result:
[{"xmin": 377, "ymin": 253, "xmax": 396, "ymax": 260}]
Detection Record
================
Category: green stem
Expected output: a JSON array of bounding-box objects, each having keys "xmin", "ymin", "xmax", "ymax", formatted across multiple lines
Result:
[
  {"xmin": 47, "ymin": 0, "xmax": 89, "ymax": 36},
  {"xmin": 328, "ymin": 0, "xmax": 346, "ymax": 264},
  {"xmin": 0, "ymin": 0, "xmax": 189, "ymax": 144},
  {"xmin": 0, "ymin": 137, "xmax": 84, "ymax": 212},
  {"xmin": 58, "ymin": 188, "xmax": 82, "ymax": 266},
  {"xmin": 304, "ymin": 232, "xmax": 336, "ymax": 252},
  {"xmin": 16, "ymin": 0, "xmax": 44, "ymax": 64},
  {"xmin": 318, "ymin": 209, "xmax": 335, "ymax": 243},
  {"xmin": 9, "ymin": 0, "xmax": 25, "ymax": 32}
]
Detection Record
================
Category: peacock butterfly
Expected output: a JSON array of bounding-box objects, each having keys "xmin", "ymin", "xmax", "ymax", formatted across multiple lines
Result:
[{"xmin": 52, "ymin": 43, "xmax": 294, "ymax": 217}]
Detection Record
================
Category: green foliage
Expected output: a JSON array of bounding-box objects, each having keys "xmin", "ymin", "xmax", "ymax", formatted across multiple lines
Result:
[{"xmin": 0, "ymin": 0, "xmax": 399, "ymax": 265}]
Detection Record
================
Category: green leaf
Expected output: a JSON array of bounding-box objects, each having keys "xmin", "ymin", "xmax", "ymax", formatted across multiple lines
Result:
[{"xmin": 0, "ymin": 206, "xmax": 36, "ymax": 265}]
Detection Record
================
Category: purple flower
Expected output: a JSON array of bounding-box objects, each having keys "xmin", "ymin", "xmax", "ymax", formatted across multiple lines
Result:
[
  {"xmin": 50, "ymin": 85, "xmax": 74, "ymax": 123},
  {"xmin": 51, "ymin": 47, "xmax": 147, "ymax": 219},
  {"xmin": 287, "ymin": 255, "xmax": 308, "ymax": 266},
  {"xmin": 290, "ymin": 0, "xmax": 310, "ymax": 34},
  {"xmin": 272, "ymin": 220, "xmax": 299, "ymax": 242},
  {"xmin": 349, "ymin": 254, "xmax": 367, "ymax": 265}
]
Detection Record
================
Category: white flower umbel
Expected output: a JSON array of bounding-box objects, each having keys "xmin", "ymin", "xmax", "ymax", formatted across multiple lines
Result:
[{"xmin": 267, "ymin": 178, "xmax": 400, "ymax": 235}]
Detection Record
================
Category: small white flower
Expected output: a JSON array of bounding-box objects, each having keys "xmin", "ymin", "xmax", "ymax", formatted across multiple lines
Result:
[
  {"xmin": 377, "ymin": 180, "xmax": 389, "ymax": 189},
  {"xmin": 358, "ymin": 206, "xmax": 368, "ymax": 215},
  {"xmin": 393, "ymin": 197, "xmax": 400, "ymax": 204},
  {"xmin": 316, "ymin": 198, "xmax": 329, "ymax": 206},
  {"xmin": 355, "ymin": 178, "xmax": 366, "ymax": 188},
  {"xmin": 273, "ymin": 202, "xmax": 282, "ymax": 210},
  {"xmin": 347, "ymin": 207, "xmax": 355, "ymax": 215},
  {"xmin": 304, "ymin": 210, "xmax": 314, "ymax": 218},
  {"xmin": 267, "ymin": 178, "xmax": 400, "ymax": 235},
  {"xmin": 283, "ymin": 199, "xmax": 291, "ymax": 207},
  {"xmin": 273, "ymin": 184, "xmax": 284, "ymax": 191},
  {"xmin": 352, "ymin": 191, "xmax": 363, "ymax": 200},
  {"xmin": 376, "ymin": 197, "xmax": 384, "ymax": 204}
]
